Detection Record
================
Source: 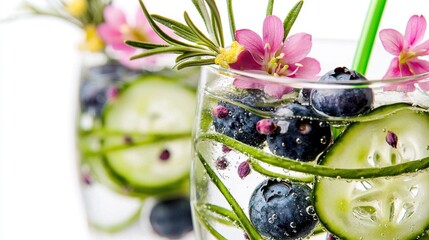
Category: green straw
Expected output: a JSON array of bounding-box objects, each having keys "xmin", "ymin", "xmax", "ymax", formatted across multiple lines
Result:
[{"xmin": 351, "ymin": 0, "xmax": 387, "ymax": 75}]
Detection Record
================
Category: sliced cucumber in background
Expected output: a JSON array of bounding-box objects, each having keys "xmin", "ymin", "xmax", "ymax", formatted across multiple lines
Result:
[
  {"xmin": 101, "ymin": 75, "xmax": 196, "ymax": 193},
  {"xmin": 314, "ymin": 104, "xmax": 429, "ymax": 240}
]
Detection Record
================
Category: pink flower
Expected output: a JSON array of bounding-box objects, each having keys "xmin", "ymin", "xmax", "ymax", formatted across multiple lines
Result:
[
  {"xmin": 230, "ymin": 15, "xmax": 320, "ymax": 99},
  {"xmin": 97, "ymin": 5, "xmax": 166, "ymax": 69},
  {"xmin": 379, "ymin": 15, "xmax": 429, "ymax": 91}
]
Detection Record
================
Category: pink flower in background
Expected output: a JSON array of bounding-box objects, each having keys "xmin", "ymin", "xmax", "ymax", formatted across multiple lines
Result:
[
  {"xmin": 97, "ymin": 5, "xmax": 166, "ymax": 69},
  {"xmin": 230, "ymin": 15, "xmax": 320, "ymax": 99},
  {"xmin": 379, "ymin": 15, "xmax": 429, "ymax": 91}
]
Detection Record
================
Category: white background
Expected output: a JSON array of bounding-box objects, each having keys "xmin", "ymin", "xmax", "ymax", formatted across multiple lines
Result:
[{"xmin": 1, "ymin": 0, "xmax": 428, "ymax": 239}]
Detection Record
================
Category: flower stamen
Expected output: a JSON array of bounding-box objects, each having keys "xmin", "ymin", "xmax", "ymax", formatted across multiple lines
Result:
[{"xmin": 215, "ymin": 41, "xmax": 244, "ymax": 68}]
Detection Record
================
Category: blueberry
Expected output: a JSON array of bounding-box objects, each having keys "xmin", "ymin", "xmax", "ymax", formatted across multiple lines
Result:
[
  {"xmin": 267, "ymin": 103, "xmax": 331, "ymax": 162},
  {"xmin": 149, "ymin": 196, "xmax": 193, "ymax": 239},
  {"xmin": 80, "ymin": 63, "xmax": 140, "ymax": 116},
  {"xmin": 298, "ymin": 88, "xmax": 311, "ymax": 105},
  {"xmin": 309, "ymin": 67, "xmax": 374, "ymax": 117},
  {"xmin": 212, "ymin": 91, "xmax": 272, "ymax": 146},
  {"xmin": 249, "ymin": 179, "xmax": 318, "ymax": 240}
]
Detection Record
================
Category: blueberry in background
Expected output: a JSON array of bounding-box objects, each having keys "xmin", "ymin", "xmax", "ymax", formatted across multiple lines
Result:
[
  {"xmin": 249, "ymin": 179, "xmax": 318, "ymax": 240},
  {"xmin": 80, "ymin": 62, "xmax": 141, "ymax": 116},
  {"xmin": 309, "ymin": 67, "xmax": 374, "ymax": 117},
  {"xmin": 212, "ymin": 90, "xmax": 272, "ymax": 147},
  {"xmin": 149, "ymin": 196, "xmax": 193, "ymax": 239},
  {"xmin": 267, "ymin": 103, "xmax": 331, "ymax": 162}
]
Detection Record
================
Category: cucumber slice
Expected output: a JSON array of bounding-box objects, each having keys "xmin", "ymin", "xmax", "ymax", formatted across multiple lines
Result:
[
  {"xmin": 314, "ymin": 104, "xmax": 429, "ymax": 240},
  {"xmin": 102, "ymin": 75, "xmax": 196, "ymax": 192}
]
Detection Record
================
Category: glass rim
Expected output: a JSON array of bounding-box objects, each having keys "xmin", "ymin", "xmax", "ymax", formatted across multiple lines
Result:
[{"xmin": 206, "ymin": 65, "xmax": 429, "ymax": 89}]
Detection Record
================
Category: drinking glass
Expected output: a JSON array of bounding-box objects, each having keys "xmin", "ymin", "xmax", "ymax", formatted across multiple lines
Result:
[
  {"xmin": 190, "ymin": 40, "xmax": 429, "ymax": 240},
  {"xmin": 76, "ymin": 53, "xmax": 199, "ymax": 239}
]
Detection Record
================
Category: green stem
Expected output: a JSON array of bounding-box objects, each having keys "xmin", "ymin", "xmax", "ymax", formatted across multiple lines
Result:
[
  {"xmin": 82, "ymin": 134, "xmax": 190, "ymax": 156},
  {"xmin": 351, "ymin": 0, "xmax": 387, "ymax": 74},
  {"xmin": 249, "ymin": 159, "xmax": 314, "ymax": 183},
  {"xmin": 226, "ymin": 0, "xmax": 236, "ymax": 41},
  {"xmin": 197, "ymin": 152, "xmax": 263, "ymax": 239},
  {"xmin": 90, "ymin": 202, "xmax": 144, "ymax": 233},
  {"xmin": 197, "ymin": 203, "xmax": 240, "ymax": 226},
  {"xmin": 195, "ymin": 210, "xmax": 229, "ymax": 240},
  {"xmin": 208, "ymin": 93, "xmax": 426, "ymax": 123},
  {"xmin": 266, "ymin": 0, "xmax": 274, "ymax": 16},
  {"xmin": 198, "ymin": 133, "xmax": 429, "ymax": 179},
  {"xmin": 79, "ymin": 129, "xmax": 191, "ymax": 139}
]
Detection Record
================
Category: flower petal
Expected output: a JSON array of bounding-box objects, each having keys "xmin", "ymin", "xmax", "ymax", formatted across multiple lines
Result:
[
  {"xmin": 405, "ymin": 15, "xmax": 427, "ymax": 46},
  {"xmin": 400, "ymin": 62, "xmax": 413, "ymax": 76},
  {"xmin": 412, "ymin": 39, "xmax": 429, "ymax": 56},
  {"xmin": 97, "ymin": 23, "xmax": 128, "ymax": 50},
  {"xmin": 382, "ymin": 57, "xmax": 401, "ymax": 79},
  {"xmin": 263, "ymin": 15, "xmax": 284, "ymax": 54},
  {"xmin": 235, "ymin": 29, "xmax": 265, "ymax": 64},
  {"xmin": 281, "ymin": 33, "xmax": 312, "ymax": 64},
  {"xmin": 382, "ymin": 57, "xmax": 414, "ymax": 91},
  {"xmin": 135, "ymin": 8, "xmax": 148, "ymax": 28},
  {"xmin": 103, "ymin": 5, "xmax": 127, "ymax": 28},
  {"xmin": 408, "ymin": 58, "xmax": 429, "ymax": 91},
  {"xmin": 379, "ymin": 29, "xmax": 404, "ymax": 55},
  {"xmin": 390, "ymin": 63, "xmax": 417, "ymax": 92},
  {"xmin": 232, "ymin": 75, "xmax": 265, "ymax": 90},
  {"xmin": 229, "ymin": 50, "xmax": 262, "ymax": 71},
  {"xmin": 408, "ymin": 58, "xmax": 429, "ymax": 74},
  {"xmin": 263, "ymin": 83, "xmax": 293, "ymax": 99},
  {"xmin": 293, "ymin": 57, "xmax": 321, "ymax": 79}
]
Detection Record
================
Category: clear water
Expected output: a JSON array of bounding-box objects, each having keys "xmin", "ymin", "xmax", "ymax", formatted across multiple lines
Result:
[{"xmin": 191, "ymin": 69, "xmax": 429, "ymax": 240}]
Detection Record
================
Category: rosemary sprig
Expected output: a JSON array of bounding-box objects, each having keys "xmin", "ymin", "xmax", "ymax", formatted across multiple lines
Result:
[
  {"xmin": 128, "ymin": 0, "xmax": 224, "ymax": 70},
  {"xmin": 128, "ymin": 0, "xmax": 306, "ymax": 70}
]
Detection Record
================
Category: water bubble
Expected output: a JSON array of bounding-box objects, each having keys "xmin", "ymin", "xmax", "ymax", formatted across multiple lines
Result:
[
  {"xmin": 306, "ymin": 206, "xmax": 316, "ymax": 216},
  {"xmin": 320, "ymin": 136, "xmax": 327, "ymax": 144},
  {"xmin": 296, "ymin": 138, "xmax": 302, "ymax": 144},
  {"xmin": 290, "ymin": 222, "xmax": 297, "ymax": 229},
  {"xmin": 268, "ymin": 214, "xmax": 277, "ymax": 224}
]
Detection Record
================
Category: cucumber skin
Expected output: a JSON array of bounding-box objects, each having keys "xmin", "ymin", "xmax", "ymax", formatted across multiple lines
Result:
[
  {"xmin": 313, "ymin": 103, "xmax": 429, "ymax": 240},
  {"xmin": 97, "ymin": 74, "xmax": 196, "ymax": 196}
]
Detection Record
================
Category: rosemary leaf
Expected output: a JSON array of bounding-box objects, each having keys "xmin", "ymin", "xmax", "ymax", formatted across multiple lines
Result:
[
  {"xmin": 204, "ymin": 0, "xmax": 224, "ymax": 47},
  {"xmin": 138, "ymin": 0, "xmax": 194, "ymax": 47},
  {"xmin": 175, "ymin": 52, "xmax": 214, "ymax": 63},
  {"xmin": 184, "ymin": 11, "xmax": 219, "ymax": 52},
  {"xmin": 125, "ymin": 40, "xmax": 169, "ymax": 50},
  {"xmin": 226, "ymin": 0, "xmax": 236, "ymax": 41},
  {"xmin": 191, "ymin": 0, "xmax": 218, "ymax": 45},
  {"xmin": 283, "ymin": 0, "xmax": 304, "ymax": 40},
  {"xmin": 151, "ymin": 14, "xmax": 199, "ymax": 42},
  {"xmin": 175, "ymin": 58, "xmax": 216, "ymax": 70},
  {"xmin": 129, "ymin": 46, "xmax": 191, "ymax": 60}
]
